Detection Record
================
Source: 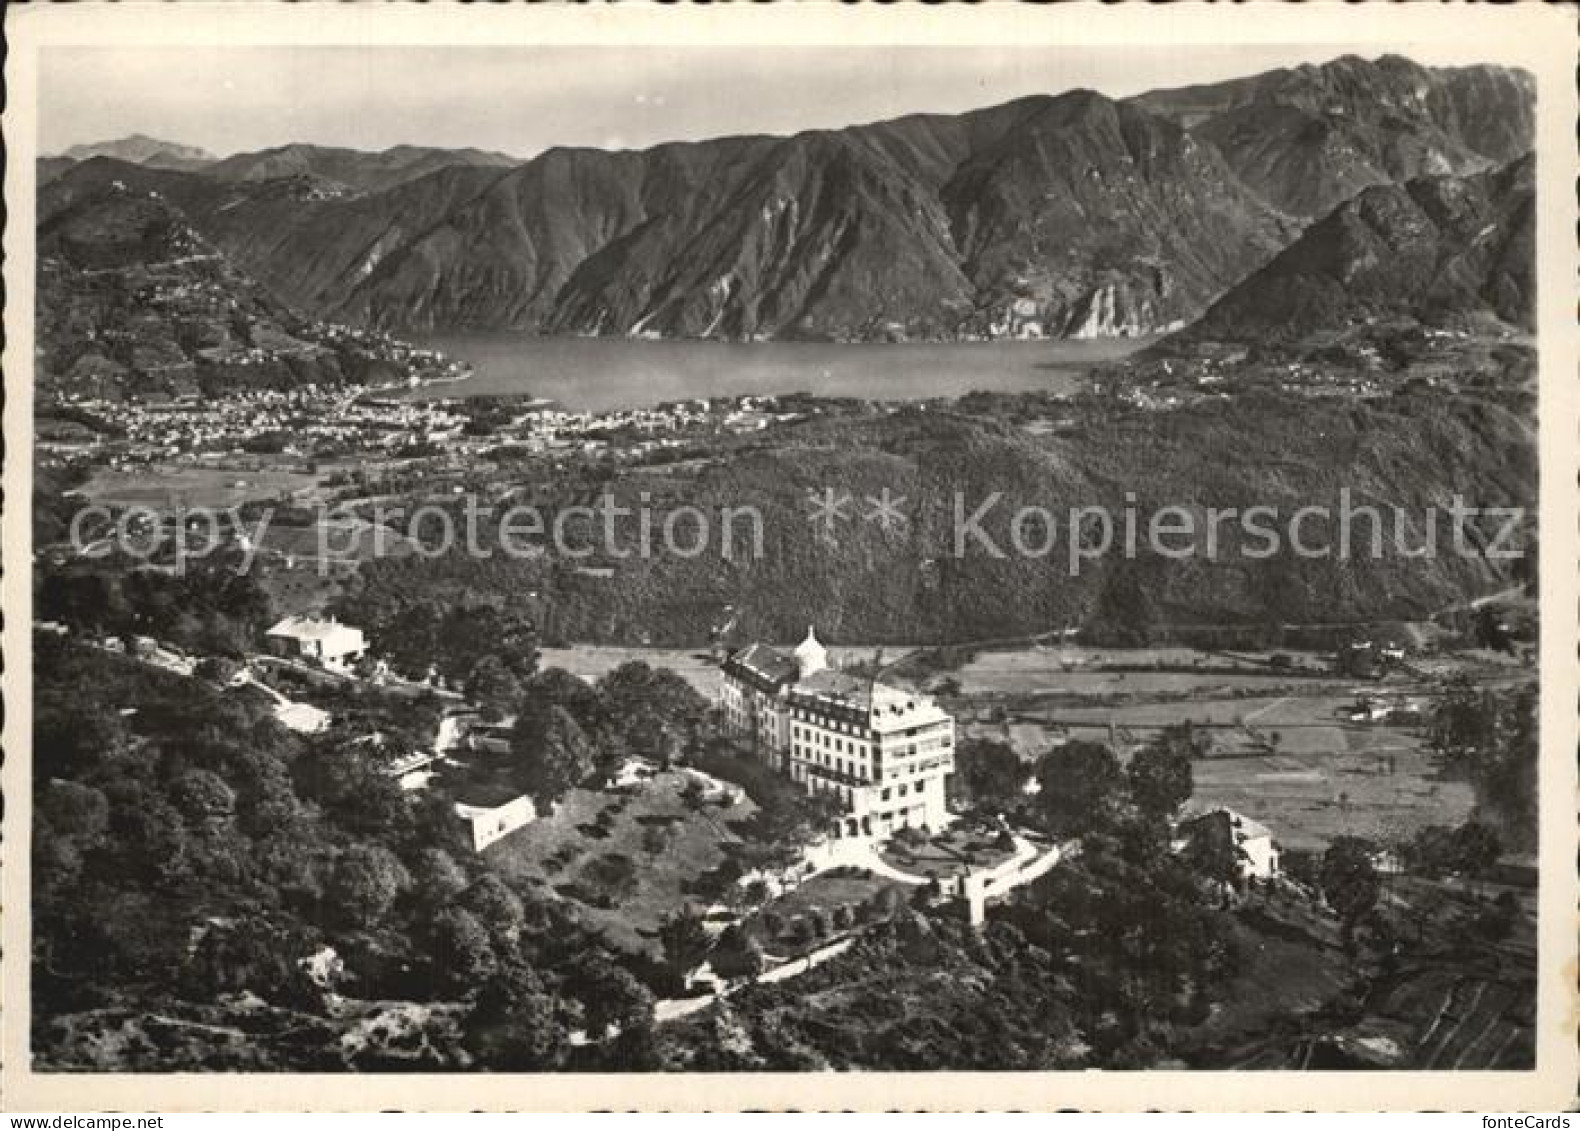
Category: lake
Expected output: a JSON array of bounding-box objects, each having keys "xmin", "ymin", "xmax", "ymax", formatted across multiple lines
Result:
[{"xmin": 406, "ymin": 334, "xmax": 1154, "ymax": 413}]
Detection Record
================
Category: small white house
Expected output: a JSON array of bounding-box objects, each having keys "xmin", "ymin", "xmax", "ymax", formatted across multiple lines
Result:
[
  {"xmin": 265, "ymin": 615, "xmax": 366, "ymax": 671},
  {"xmin": 454, "ymin": 792, "xmax": 537, "ymax": 852}
]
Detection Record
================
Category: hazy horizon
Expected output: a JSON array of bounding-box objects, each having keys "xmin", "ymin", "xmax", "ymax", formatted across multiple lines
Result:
[{"xmin": 40, "ymin": 43, "xmax": 1523, "ymax": 161}]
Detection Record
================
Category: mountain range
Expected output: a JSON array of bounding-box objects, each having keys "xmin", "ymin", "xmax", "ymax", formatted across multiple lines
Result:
[
  {"xmin": 38, "ymin": 53, "xmax": 1535, "ymax": 356},
  {"xmin": 60, "ymin": 134, "xmax": 216, "ymax": 171},
  {"xmin": 1188, "ymin": 154, "xmax": 1534, "ymax": 343}
]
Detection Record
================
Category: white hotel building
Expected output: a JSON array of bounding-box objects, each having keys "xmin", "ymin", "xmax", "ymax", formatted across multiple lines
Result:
[{"xmin": 720, "ymin": 628, "xmax": 954, "ymax": 838}]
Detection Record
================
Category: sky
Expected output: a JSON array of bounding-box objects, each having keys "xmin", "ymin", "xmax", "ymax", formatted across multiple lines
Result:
[{"xmin": 39, "ymin": 43, "xmax": 1524, "ymax": 159}]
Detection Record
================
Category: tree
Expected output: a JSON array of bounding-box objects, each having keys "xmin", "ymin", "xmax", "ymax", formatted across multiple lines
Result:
[
  {"xmin": 169, "ymin": 768, "xmax": 237, "ymax": 827},
  {"xmin": 293, "ymin": 739, "xmax": 413, "ymax": 840},
  {"xmin": 1408, "ymin": 820, "xmax": 1503, "ymax": 880},
  {"xmin": 522, "ymin": 668, "xmax": 603, "ymax": 732},
  {"xmin": 569, "ymin": 956, "xmax": 656, "ymax": 1037},
  {"xmin": 1034, "ymin": 741, "xmax": 1123, "ymax": 837},
  {"xmin": 35, "ymin": 691, "xmax": 127, "ymax": 780},
  {"xmin": 429, "ymin": 907, "xmax": 496, "ymax": 992},
  {"xmin": 195, "ymin": 655, "xmax": 243, "ymax": 685},
  {"xmin": 1451, "ymin": 820, "xmax": 1503, "ymax": 879},
  {"xmin": 1320, "ymin": 836, "xmax": 1380, "ymax": 952},
  {"xmin": 597, "ymin": 661, "xmax": 708, "ymax": 768},
  {"xmin": 328, "ymin": 845, "xmax": 411, "ymax": 928},
  {"xmin": 1126, "ymin": 724, "xmax": 1200, "ymax": 819},
  {"xmin": 465, "ymin": 655, "xmax": 523, "ymax": 719},
  {"xmin": 410, "ymin": 847, "xmax": 469, "ymax": 905},
  {"xmin": 1429, "ymin": 681, "xmax": 1537, "ymax": 852},
  {"xmin": 35, "ymin": 780, "xmax": 111, "ymax": 893},
  {"xmin": 710, "ymin": 925, "xmax": 765, "ymax": 980},
  {"xmin": 461, "ymin": 874, "xmax": 526, "ymax": 943},
  {"xmin": 679, "ymin": 777, "xmax": 708, "ymax": 811},
  {"xmin": 1178, "ymin": 812, "xmax": 1244, "ymax": 890},
  {"xmin": 657, "ymin": 909, "xmax": 712, "ymax": 980},
  {"xmin": 954, "ymin": 738, "xmax": 1026, "ymax": 809},
  {"xmin": 510, "ymin": 704, "xmax": 595, "ymax": 811},
  {"xmin": 464, "ymin": 960, "xmax": 567, "ymax": 1070}
]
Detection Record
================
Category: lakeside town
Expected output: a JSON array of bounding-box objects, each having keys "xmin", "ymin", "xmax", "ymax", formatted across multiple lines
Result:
[{"xmin": 26, "ymin": 38, "xmax": 1547, "ymax": 1081}]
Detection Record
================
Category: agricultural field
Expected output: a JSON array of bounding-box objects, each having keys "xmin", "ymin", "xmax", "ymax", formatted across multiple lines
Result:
[
  {"xmin": 952, "ymin": 645, "xmax": 1534, "ymax": 852},
  {"xmin": 481, "ymin": 770, "xmax": 757, "ymax": 957},
  {"xmin": 949, "ymin": 645, "xmax": 1339, "ymax": 696},
  {"xmin": 964, "ymin": 682, "xmax": 1489, "ymax": 850},
  {"xmin": 77, "ymin": 463, "xmax": 322, "ymax": 509}
]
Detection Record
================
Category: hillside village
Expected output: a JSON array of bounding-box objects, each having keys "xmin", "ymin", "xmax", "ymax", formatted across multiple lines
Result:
[{"xmin": 28, "ymin": 48, "xmax": 1544, "ymax": 1076}]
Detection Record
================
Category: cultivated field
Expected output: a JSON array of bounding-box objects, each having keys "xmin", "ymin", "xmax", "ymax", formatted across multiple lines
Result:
[
  {"xmin": 964, "ymin": 684, "xmax": 1481, "ymax": 851},
  {"xmin": 79, "ymin": 464, "xmax": 321, "ymax": 509},
  {"xmin": 951, "ymin": 650, "xmax": 1342, "ymax": 696}
]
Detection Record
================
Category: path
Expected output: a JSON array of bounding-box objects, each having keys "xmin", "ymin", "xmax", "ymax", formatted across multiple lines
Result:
[{"xmin": 653, "ymin": 935, "xmax": 859, "ymax": 1025}]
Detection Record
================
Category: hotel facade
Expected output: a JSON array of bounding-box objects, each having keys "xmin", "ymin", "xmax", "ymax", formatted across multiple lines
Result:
[{"xmin": 720, "ymin": 628, "xmax": 954, "ymax": 837}]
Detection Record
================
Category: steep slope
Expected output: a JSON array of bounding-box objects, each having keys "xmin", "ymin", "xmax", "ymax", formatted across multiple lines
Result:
[
  {"xmin": 345, "ymin": 393, "xmax": 1534, "ymax": 646},
  {"xmin": 37, "ymin": 55, "xmax": 1535, "ymax": 342},
  {"xmin": 205, "ymin": 143, "xmax": 520, "ymax": 194},
  {"xmin": 1185, "ymin": 156, "xmax": 1534, "ymax": 343},
  {"xmin": 35, "ymin": 178, "xmax": 428, "ymax": 400},
  {"xmin": 38, "ymin": 157, "xmax": 77, "ymax": 186},
  {"xmin": 939, "ymin": 91, "xmax": 1290, "ymax": 337},
  {"xmin": 61, "ymin": 134, "xmax": 216, "ymax": 171},
  {"xmin": 1135, "ymin": 55, "xmax": 1534, "ymax": 219},
  {"xmin": 155, "ymin": 91, "xmax": 1285, "ymax": 340}
]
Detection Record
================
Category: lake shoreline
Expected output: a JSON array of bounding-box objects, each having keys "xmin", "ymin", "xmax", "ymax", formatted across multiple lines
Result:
[{"xmin": 399, "ymin": 332, "xmax": 1157, "ymax": 413}]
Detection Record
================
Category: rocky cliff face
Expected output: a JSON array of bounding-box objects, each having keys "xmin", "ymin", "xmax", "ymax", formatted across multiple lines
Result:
[
  {"xmin": 38, "ymin": 55, "xmax": 1535, "ymax": 344},
  {"xmin": 1185, "ymin": 155, "xmax": 1534, "ymax": 342},
  {"xmin": 111, "ymin": 89, "xmax": 1289, "ymax": 341},
  {"xmin": 1135, "ymin": 55, "xmax": 1534, "ymax": 219}
]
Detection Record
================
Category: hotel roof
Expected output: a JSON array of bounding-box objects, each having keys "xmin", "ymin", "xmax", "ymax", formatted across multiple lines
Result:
[
  {"xmin": 790, "ymin": 668, "xmax": 947, "ymax": 732},
  {"xmin": 722, "ymin": 643, "xmax": 799, "ymax": 692}
]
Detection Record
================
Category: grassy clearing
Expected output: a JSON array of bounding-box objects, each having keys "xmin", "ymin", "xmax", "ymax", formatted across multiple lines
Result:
[
  {"xmin": 537, "ymin": 646, "xmax": 723, "ymax": 697},
  {"xmin": 758, "ymin": 869, "xmax": 907, "ymax": 956},
  {"xmin": 482, "ymin": 771, "xmax": 758, "ymax": 957}
]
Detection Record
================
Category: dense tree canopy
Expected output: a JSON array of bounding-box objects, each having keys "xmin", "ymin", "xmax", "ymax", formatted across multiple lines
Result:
[
  {"xmin": 1034, "ymin": 741, "xmax": 1123, "ymax": 837},
  {"xmin": 953, "ymin": 738, "xmax": 1026, "ymax": 810},
  {"xmin": 1126, "ymin": 723, "xmax": 1201, "ymax": 820}
]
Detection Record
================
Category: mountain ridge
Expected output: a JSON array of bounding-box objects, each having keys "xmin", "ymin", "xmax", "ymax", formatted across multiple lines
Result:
[
  {"xmin": 40, "ymin": 54, "xmax": 1535, "ymax": 345},
  {"xmin": 1181, "ymin": 154, "xmax": 1534, "ymax": 344}
]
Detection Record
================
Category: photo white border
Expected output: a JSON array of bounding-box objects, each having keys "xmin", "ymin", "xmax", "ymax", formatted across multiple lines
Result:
[{"xmin": 3, "ymin": 0, "xmax": 1576, "ymax": 1111}]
